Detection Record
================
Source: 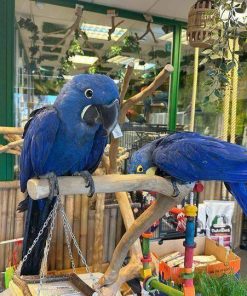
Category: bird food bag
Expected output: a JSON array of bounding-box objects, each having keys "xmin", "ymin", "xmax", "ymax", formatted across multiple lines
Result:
[{"xmin": 204, "ymin": 200, "xmax": 235, "ymax": 248}]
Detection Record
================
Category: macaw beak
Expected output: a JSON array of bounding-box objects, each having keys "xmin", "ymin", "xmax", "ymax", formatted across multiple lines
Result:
[
  {"xmin": 81, "ymin": 99, "xmax": 119, "ymax": 135},
  {"xmin": 146, "ymin": 167, "xmax": 157, "ymax": 176}
]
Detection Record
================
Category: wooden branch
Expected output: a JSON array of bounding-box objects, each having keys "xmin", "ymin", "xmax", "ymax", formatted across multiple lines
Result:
[
  {"xmin": 27, "ymin": 174, "xmax": 193, "ymax": 201},
  {"xmin": 51, "ymin": 6, "xmax": 83, "ymax": 51},
  {"xmin": 108, "ymin": 16, "xmax": 125, "ymax": 41},
  {"xmin": 135, "ymin": 22, "xmax": 158, "ymax": 43},
  {"xmin": 120, "ymin": 64, "xmax": 174, "ymax": 123},
  {"xmin": 115, "ymin": 192, "xmax": 142, "ymax": 257},
  {"xmin": 0, "ymin": 139, "xmax": 24, "ymax": 153},
  {"xmin": 0, "ymin": 126, "xmax": 23, "ymax": 134},
  {"xmin": 119, "ymin": 63, "xmax": 134, "ymax": 106},
  {"xmin": 97, "ymin": 192, "xmax": 189, "ymax": 288}
]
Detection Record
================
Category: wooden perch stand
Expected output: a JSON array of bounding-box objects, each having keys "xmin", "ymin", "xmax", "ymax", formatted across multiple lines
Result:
[
  {"xmin": 27, "ymin": 174, "xmax": 193, "ymax": 201},
  {"xmin": 27, "ymin": 174, "xmax": 193, "ymax": 295}
]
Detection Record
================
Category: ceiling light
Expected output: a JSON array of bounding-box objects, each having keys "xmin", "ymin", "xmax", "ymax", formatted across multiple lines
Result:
[
  {"xmin": 107, "ymin": 55, "xmax": 155, "ymax": 71},
  {"xmin": 81, "ymin": 23, "xmax": 127, "ymax": 41},
  {"xmin": 68, "ymin": 55, "xmax": 98, "ymax": 65}
]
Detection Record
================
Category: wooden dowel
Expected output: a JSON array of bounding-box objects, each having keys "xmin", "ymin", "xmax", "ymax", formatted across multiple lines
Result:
[
  {"xmin": 87, "ymin": 210, "xmax": 95, "ymax": 266},
  {"xmin": 93, "ymin": 193, "xmax": 105, "ymax": 272},
  {"xmin": 0, "ymin": 181, "xmax": 20, "ymax": 189},
  {"xmin": 108, "ymin": 208, "xmax": 117, "ymax": 260},
  {"xmin": 72, "ymin": 194, "xmax": 81, "ymax": 267},
  {"xmin": 56, "ymin": 195, "xmax": 65, "ymax": 270},
  {"xmin": 0, "ymin": 139, "xmax": 23, "ymax": 153},
  {"xmin": 63, "ymin": 195, "xmax": 74, "ymax": 269},
  {"xmin": 5, "ymin": 188, "xmax": 16, "ymax": 266},
  {"xmin": 103, "ymin": 209, "xmax": 110, "ymax": 263},
  {"xmin": 0, "ymin": 189, "xmax": 8, "ymax": 271},
  {"xmin": 0, "ymin": 127, "xmax": 23, "ymax": 135},
  {"xmin": 79, "ymin": 194, "xmax": 88, "ymax": 267},
  {"xmin": 27, "ymin": 175, "xmax": 193, "ymax": 200}
]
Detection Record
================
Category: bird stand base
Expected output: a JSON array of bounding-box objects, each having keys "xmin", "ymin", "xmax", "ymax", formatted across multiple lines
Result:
[{"xmin": 11, "ymin": 273, "xmax": 97, "ymax": 296}]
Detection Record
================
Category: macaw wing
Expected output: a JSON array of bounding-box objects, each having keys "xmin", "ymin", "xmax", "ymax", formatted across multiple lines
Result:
[
  {"xmin": 20, "ymin": 107, "xmax": 60, "ymax": 191},
  {"xmin": 152, "ymin": 132, "xmax": 247, "ymax": 182},
  {"xmin": 86, "ymin": 126, "xmax": 108, "ymax": 173}
]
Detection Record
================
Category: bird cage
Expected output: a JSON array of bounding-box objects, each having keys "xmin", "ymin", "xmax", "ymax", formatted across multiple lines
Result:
[{"xmin": 187, "ymin": 0, "xmax": 222, "ymax": 48}]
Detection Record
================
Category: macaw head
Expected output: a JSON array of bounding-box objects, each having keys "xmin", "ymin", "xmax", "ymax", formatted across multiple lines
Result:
[
  {"xmin": 54, "ymin": 74, "xmax": 119, "ymax": 135},
  {"xmin": 128, "ymin": 139, "xmax": 160, "ymax": 175}
]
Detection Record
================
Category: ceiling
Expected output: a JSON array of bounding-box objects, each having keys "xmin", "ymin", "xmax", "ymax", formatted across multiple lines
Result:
[
  {"xmin": 81, "ymin": 0, "xmax": 196, "ymax": 21},
  {"xmin": 15, "ymin": 0, "xmax": 193, "ymax": 81}
]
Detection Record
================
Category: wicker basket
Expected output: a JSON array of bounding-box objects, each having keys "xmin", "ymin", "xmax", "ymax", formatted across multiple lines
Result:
[{"xmin": 187, "ymin": 0, "xmax": 222, "ymax": 48}]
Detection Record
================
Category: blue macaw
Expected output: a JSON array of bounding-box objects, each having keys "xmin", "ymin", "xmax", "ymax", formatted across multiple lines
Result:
[
  {"xmin": 19, "ymin": 74, "xmax": 119, "ymax": 275},
  {"xmin": 128, "ymin": 132, "xmax": 247, "ymax": 215}
]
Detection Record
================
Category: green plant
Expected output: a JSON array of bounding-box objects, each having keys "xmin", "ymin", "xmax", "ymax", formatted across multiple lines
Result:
[
  {"xmin": 199, "ymin": 0, "xmax": 247, "ymax": 101},
  {"xmin": 194, "ymin": 272, "xmax": 247, "ymax": 296}
]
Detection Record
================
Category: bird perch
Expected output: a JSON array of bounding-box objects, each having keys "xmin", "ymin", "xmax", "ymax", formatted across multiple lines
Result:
[
  {"xmin": 26, "ymin": 174, "xmax": 193, "ymax": 295},
  {"xmin": 27, "ymin": 174, "xmax": 192, "ymax": 201}
]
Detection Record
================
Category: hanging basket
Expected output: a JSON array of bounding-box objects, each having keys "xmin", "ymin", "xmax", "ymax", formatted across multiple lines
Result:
[{"xmin": 187, "ymin": 0, "xmax": 222, "ymax": 48}]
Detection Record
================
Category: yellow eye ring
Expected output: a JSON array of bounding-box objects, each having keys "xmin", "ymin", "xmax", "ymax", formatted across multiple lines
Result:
[{"xmin": 136, "ymin": 165, "xmax": 144, "ymax": 173}]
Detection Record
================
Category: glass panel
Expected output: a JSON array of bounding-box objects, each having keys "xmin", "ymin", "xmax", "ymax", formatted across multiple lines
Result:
[
  {"xmin": 15, "ymin": 0, "xmax": 173, "ymax": 128},
  {"xmin": 177, "ymin": 28, "xmax": 194, "ymax": 129}
]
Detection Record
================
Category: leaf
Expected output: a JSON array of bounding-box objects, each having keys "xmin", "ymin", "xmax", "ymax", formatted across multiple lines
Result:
[
  {"xmin": 204, "ymin": 96, "xmax": 210, "ymax": 103},
  {"xmin": 204, "ymin": 79, "xmax": 214, "ymax": 86},
  {"xmin": 211, "ymin": 53, "xmax": 222, "ymax": 59},
  {"xmin": 226, "ymin": 61, "xmax": 236, "ymax": 71},
  {"xmin": 207, "ymin": 69, "xmax": 217, "ymax": 77},
  {"xmin": 202, "ymin": 49, "xmax": 213, "ymax": 55},
  {"xmin": 218, "ymin": 74, "xmax": 229, "ymax": 84},
  {"xmin": 214, "ymin": 89, "xmax": 224, "ymax": 98},
  {"xmin": 199, "ymin": 57, "xmax": 209, "ymax": 66}
]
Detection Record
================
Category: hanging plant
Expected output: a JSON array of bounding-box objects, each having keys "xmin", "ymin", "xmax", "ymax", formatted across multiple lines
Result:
[
  {"xmin": 122, "ymin": 35, "xmax": 141, "ymax": 53},
  {"xmin": 18, "ymin": 17, "xmax": 42, "ymax": 73},
  {"xmin": 191, "ymin": 0, "xmax": 247, "ymax": 101}
]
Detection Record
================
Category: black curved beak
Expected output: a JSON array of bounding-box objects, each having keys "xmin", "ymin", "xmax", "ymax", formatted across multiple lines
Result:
[{"xmin": 81, "ymin": 99, "xmax": 119, "ymax": 135}]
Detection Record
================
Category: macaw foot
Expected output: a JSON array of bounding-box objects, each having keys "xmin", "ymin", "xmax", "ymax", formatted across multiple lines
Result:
[
  {"xmin": 42, "ymin": 172, "xmax": 60, "ymax": 198},
  {"xmin": 73, "ymin": 171, "xmax": 95, "ymax": 197},
  {"xmin": 171, "ymin": 178, "xmax": 180, "ymax": 197}
]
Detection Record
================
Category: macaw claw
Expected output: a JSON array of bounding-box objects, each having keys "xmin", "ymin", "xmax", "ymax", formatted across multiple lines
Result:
[{"xmin": 73, "ymin": 171, "xmax": 95, "ymax": 197}]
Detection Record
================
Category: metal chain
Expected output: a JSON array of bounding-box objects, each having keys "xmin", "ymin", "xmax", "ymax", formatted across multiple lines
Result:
[
  {"xmin": 60, "ymin": 197, "xmax": 76, "ymax": 273},
  {"xmin": 15, "ymin": 199, "xmax": 59, "ymax": 276},
  {"xmin": 38, "ymin": 198, "xmax": 59, "ymax": 295},
  {"xmin": 58, "ymin": 199, "xmax": 101, "ymax": 295}
]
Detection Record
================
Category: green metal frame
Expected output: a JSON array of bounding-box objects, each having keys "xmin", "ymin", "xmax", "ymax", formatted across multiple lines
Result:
[
  {"xmin": 0, "ymin": 0, "xmax": 15, "ymax": 181},
  {"xmin": 169, "ymin": 25, "xmax": 182, "ymax": 131}
]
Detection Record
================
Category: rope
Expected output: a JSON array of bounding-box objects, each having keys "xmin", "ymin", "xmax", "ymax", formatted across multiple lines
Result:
[
  {"xmin": 230, "ymin": 38, "xmax": 239, "ymax": 144},
  {"xmin": 190, "ymin": 47, "xmax": 199, "ymax": 132},
  {"xmin": 222, "ymin": 38, "xmax": 234, "ymax": 141}
]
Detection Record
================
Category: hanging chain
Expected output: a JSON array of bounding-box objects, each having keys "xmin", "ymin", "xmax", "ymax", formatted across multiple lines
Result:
[
  {"xmin": 15, "ymin": 199, "xmax": 59, "ymax": 276},
  {"xmin": 59, "ymin": 200, "xmax": 101, "ymax": 295},
  {"xmin": 38, "ymin": 198, "xmax": 59, "ymax": 295},
  {"xmin": 16, "ymin": 194, "xmax": 101, "ymax": 295}
]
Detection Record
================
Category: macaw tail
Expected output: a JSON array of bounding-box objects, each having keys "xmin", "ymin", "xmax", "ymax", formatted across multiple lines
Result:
[
  {"xmin": 18, "ymin": 196, "xmax": 55, "ymax": 275},
  {"xmin": 225, "ymin": 182, "xmax": 247, "ymax": 216}
]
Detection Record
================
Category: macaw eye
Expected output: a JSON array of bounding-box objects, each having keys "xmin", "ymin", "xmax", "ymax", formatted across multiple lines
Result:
[
  {"xmin": 85, "ymin": 88, "xmax": 93, "ymax": 99},
  {"xmin": 136, "ymin": 165, "xmax": 144, "ymax": 173}
]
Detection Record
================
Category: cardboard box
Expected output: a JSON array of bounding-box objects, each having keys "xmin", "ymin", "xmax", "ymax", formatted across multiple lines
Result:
[{"xmin": 151, "ymin": 237, "xmax": 240, "ymax": 284}]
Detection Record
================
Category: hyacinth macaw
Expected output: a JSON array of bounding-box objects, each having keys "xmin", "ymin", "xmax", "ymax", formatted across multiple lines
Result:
[
  {"xmin": 128, "ymin": 132, "xmax": 247, "ymax": 215},
  {"xmin": 19, "ymin": 74, "xmax": 119, "ymax": 275},
  {"xmin": 126, "ymin": 109, "xmax": 146, "ymax": 124}
]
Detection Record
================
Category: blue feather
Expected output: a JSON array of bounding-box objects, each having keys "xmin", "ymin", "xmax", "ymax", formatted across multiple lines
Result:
[{"xmin": 129, "ymin": 132, "xmax": 247, "ymax": 215}]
